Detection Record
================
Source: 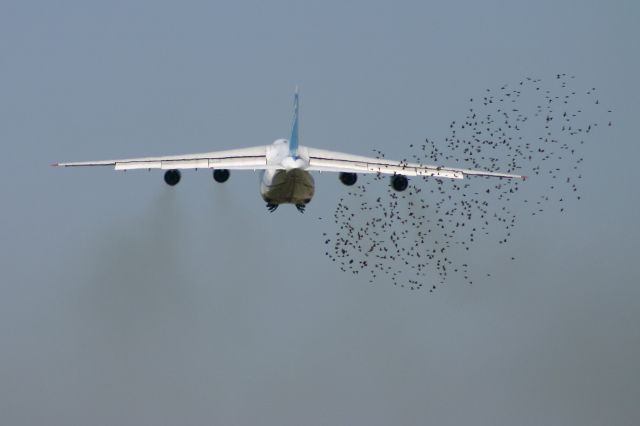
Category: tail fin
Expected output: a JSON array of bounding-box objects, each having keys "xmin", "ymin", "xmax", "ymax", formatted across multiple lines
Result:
[{"xmin": 289, "ymin": 87, "xmax": 299, "ymax": 158}]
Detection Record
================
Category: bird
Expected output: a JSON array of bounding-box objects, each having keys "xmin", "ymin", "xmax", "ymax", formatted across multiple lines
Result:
[{"xmin": 323, "ymin": 74, "xmax": 611, "ymax": 290}]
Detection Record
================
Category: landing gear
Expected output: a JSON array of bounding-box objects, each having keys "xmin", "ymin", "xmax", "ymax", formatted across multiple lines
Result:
[
  {"xmin": 295, "ymin": 204, "xmax": 306, "ymax": 213},
  {"xmin": 266, "ymin": 203, "xmax": 278, "ymax": 212}
]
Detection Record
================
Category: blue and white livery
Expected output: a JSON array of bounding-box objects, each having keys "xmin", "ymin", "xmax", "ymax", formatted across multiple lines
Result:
[{"xmin": 54, "ymin": 90, "xmax": 526, "ymax": 213}]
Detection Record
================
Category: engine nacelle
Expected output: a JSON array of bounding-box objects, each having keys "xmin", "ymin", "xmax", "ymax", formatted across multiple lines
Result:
[
  {"xmin": 164, "ymin": 169, "xmax": 181, "ymax": 186},
  {"xmin": 339, "ymin": 172, "xmax": 357, "ymax": 186},
  {"xmin": 213, "ymin": 169, "xmax": 230, "ymax": 183},
  {"xmin": 390, "ymin": 174, "xmax": 408, "ymax": 192}
]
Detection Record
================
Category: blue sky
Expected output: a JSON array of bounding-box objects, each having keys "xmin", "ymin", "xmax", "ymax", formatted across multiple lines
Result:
[{"xmin": 1, "ymin": 1, "xmax": 639, "ymax": 425}]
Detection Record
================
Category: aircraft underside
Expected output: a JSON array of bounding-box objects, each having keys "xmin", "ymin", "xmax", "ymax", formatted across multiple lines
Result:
[{"xmin": 260, "ymin": 169, "xmax": 315, "ymax": 213}]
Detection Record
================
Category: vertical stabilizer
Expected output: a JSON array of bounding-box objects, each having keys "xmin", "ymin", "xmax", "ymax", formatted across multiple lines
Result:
[{"xmin": 289, "ymin": 87, "xmax": 299, "ymax": 158}]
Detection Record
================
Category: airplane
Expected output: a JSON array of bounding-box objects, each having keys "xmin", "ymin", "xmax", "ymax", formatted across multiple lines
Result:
[{"xmin": 53, "ymin": 89, "xmax": 526, "ymax": 213}]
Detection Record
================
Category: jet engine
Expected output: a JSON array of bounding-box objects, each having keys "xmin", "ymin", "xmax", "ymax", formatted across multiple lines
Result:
[
  {"xmin": 164, "ymin": 169, "xmax": 181, "ymax": 186},
  {"xmin": 339, "ymin": 172, "xmax": 357, "ymax": 186},
  {"xmin": 213, "ymin": 169, "xmax": 230, "ymax": 183},
  {"xmin": 390, "ymin": 174, "xmax": 408, "ymax": 192}
]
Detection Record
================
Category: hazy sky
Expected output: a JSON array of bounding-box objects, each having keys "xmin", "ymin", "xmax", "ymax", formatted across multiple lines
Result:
[{"xmin": 1, "ymin": 1, "xmax": 639, "ymax": 425}]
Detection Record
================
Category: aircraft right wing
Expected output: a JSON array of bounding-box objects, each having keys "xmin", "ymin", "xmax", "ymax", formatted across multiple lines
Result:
[{"xmin": 302, "ymin": 147, "xmax": 526, "ymax": 180}]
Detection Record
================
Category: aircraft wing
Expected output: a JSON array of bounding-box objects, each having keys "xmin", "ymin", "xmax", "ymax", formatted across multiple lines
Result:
[
  {"xmin": 303, "ymin": 147, "xmax": 526, "ymax": 180},
  {"xmin": 53, "ymin": 146, "xmax": 269, "ymax": 171}
]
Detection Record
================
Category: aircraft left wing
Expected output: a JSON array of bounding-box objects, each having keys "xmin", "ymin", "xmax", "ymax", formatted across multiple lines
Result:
[
  {"xmin": 302, "ymin": 147, "xmax": 526, "ymax": 180},
  {"xmin": 53, "ymin": 146, "xmax": 269, "ymax": 171}
]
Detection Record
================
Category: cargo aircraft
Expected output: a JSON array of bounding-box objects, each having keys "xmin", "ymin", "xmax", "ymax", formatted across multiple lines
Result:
[{"xmin": 54, "ymin": 90, "xmax": 526, "ymax": 212}]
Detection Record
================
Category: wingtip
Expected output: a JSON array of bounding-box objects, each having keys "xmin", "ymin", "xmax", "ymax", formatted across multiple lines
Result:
[
  {"xmin": 521, "ymin": 175, "xmax": 528, "ymax": 181},
  {"xmin": 50, "ymin": 162, "xmax": 59, "ymax": 167}
]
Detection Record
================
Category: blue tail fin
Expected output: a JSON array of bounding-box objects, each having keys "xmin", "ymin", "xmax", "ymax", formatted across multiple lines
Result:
[{"xmin": 289, "ymin": 88, "xmax": 299, "ymax": 158}]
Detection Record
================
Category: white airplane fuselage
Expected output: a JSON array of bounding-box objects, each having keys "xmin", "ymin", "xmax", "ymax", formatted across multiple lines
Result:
[
  {"xmin": 259, "ymin": 139, "xmax": 315, "ymax": 206},
  {"xmin": 53, "ymin": 90, "xmax": 526, "ymax": 214}
]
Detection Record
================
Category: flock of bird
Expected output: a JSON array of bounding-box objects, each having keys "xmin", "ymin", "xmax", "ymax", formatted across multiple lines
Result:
[{"xmin": 320, "ymin": 74, "xmax": 612, "ymax": 291}]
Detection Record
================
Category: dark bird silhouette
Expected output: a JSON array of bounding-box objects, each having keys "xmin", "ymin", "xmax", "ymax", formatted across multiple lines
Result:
[{"xmin": 322, "ymin": 74, "xmax": 612, "ymax": 291}]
